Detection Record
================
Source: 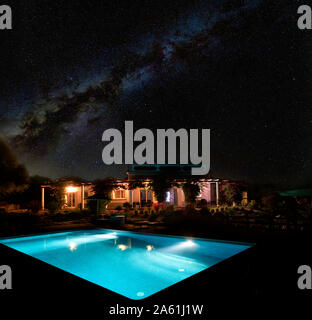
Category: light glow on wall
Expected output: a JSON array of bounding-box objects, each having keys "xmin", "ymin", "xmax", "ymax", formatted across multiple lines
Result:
[
  {"xmin": 166, "ymin": 191, "xmax": 170, "ymax": 202},
  {"xmin": 66, "ymin": 186, "xmax": 78, "ymax": 193}
]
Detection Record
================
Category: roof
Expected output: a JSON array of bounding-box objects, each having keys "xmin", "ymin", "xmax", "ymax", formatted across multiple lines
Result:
[
  {"xmin": 279, "ymin": 189, "xmax": 312, "ymax": 197},
  {"xmin": 127, "ymin": 164, "xmax": 218, "ymax": 181},
  {"xmin": 86, "ymin": 194, "xmax": 111, "ymax": 200}
]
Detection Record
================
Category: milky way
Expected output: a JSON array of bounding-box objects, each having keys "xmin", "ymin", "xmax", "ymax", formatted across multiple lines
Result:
[{"xmin": 0, "ymin": 0, "xmax": 311, "ymax": 188}]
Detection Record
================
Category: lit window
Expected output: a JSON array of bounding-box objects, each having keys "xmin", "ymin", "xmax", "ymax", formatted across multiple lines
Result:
[{"xmin": 114, "ymin": 189, "xmax": 125, "ymax": 199}]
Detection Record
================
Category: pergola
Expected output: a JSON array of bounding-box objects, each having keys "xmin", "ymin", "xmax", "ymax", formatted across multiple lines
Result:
[{"xmin": 40, "ymin": 178, "xmax": 92, "ymax": 211}]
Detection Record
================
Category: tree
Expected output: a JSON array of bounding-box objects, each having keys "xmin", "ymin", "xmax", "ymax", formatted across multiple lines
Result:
[
  {"xmin": 149, "ymin": 175, "xmax": 173, "ymax": 203},
  {"xmin": 219, "ymin": 181, "xmax": 244, "ymax": 206},
  {"xmin": 261, "ymin": 192, "xmax": 281, "ymax": 210},
  {"xmin": 182, "ymin": 181, "xmax": 201, "ymax": 207},
  {"xmin": 0, "ymin": 139, "xmax": 29, "ymax": 200},
  {"xmin": 89, "ymin": 178, "xmax": 117, "ymax": 213},
  {"xmin": 92, "ymin": 177, "xmax": 117, "ymax": 199},
  {"xmin": 47, "ymin": 186, "xmax": 65, "ymax": 213},
  {"xmin": 6, "ymin": 175, "xmax": 52, "ymax": 213}
]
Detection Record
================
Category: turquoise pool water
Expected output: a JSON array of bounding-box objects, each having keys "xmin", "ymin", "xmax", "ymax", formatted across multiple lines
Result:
[{"xmin": 0, "ymin": 229, "xmax": 252, "ymax": 299}]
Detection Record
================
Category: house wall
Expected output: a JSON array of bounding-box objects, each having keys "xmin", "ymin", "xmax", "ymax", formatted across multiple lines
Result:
[
  {"xmin": 64, "ymin": 185, "xmax": 93, "ymax": 209},
  {"xmin": 108, "ymin": 189, "xmax": 130, "ymax": 208},
  {"xmin": 64, "ymin": 188, "xmax": 80, "ymax": 208},
  {"xmin": 195, "ymin": 182, "xmax": 219, "ymax": 205},
  {"xmin": 42, "ymin": 180, "xmax": 222, "ymax": 211},
  {"xmin": 176, "ymin": 187, "xmax": 185, "ymax": 207},
  {"xmin": 132, "ymin": 189, "xmax": 140, "ymax": 203},
  {"xmin": 199, "ymin": 183, "xmax": 210, "ymax": 202},
  {"xmin": 113, "ymin": 184, "xmax": 218, "ymax": 208}
]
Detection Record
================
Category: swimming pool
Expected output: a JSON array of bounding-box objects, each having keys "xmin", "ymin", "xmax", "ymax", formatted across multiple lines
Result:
[{"xmin": 0, "ymin": 229, "xmax": 252, "ymax": 299}]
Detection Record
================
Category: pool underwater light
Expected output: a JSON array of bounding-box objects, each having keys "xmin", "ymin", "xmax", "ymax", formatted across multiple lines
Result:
[
  {"xmin": 117, "ymin": 244, "xmax": 128, "ymax": 251},
  {"xmin": 184, "ymin": 240, "xmax": 196, "ymax": 247},
  {"xmin": 69, "ymin": 242, "xmax": 77, "ymax": 251}
]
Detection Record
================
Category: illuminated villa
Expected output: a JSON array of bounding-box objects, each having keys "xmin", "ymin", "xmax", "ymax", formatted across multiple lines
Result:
[{"xmin": 41, "ymin": 165, "xmax": 244, "ymax": 212}]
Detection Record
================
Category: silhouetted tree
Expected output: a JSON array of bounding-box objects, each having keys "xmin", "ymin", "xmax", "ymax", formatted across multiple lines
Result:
[
  {"xmin": 6, "ymin": 175, "xmax": 52, "ymax": 213},
  {"xmin": 150, "ymin": 175, "xmax": 173, "ymax": 203},
  {"xmin": 219, "ymin": 181, "xmax": 244, "ymax": 206},
  {"xmin": 92, "ymin": 177, "xmax": 117, "ymax": 199},
  {"xmin": 182, "ymin": 181, "xmax": 201, "ymax": 207},
  {"xmin": 0, "ymin": 139, "xmax": 29, "ymax": 201}
]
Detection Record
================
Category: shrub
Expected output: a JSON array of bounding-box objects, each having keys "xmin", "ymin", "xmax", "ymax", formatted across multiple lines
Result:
[
  {"xmin": 148, "ymin": 213, "xmax": 158, "ymax": 222},
  {"xmin": 0, "ymin": 211, "xmax": 41, "ymax": 236},
  {"xmin": 87, "ymin": 200, "xmax": 97, "ymax": 214},
  {"xmin": 26, "ymin": 200, "xmax": 41, "ymax": 214},
  {"xmin": 165, "ymin": 205, "xmax": 175, "ymax": 213},
  {"xmin": 153, "ymin": 202, "xmax": 165, "ymax": 212},
  {"xmin": 182, "ymin": 182, "xmax": 201, "ymax": 206},
  {"xmin": 219, "ymin": 182, "xmax": 244, "ymax": 206},
  {"xmin": 198, "ymin": 199, "xmax": 208, "ymax": 208},
  {"xmin": 200, "ymin": 207, "xmax": 210, "ymax": 215},
  {"xmin": 46, "ymin": 187, "xmax": 65, "ymax": 213},
  {"xmin": 261, "ymin": 193, "xmax": 281, "ymax": 210},
  {"xmin": 47, "ymin": 200, "xmax": 60, "ymax": 214},
  {"xmin": 184, "ymin": 205, "xmax": 195, "ymax": 215},
  {"xmin": 123, "ymin": 202, "xmax": 132, "ymax": 211},
  {"xmin": 277, "ymin": 197, "xmax": 298, "ymax": 219},
  {"xmin": 226, "ymin": 207, "xmax": 234, "ymax": 215},
  {"xmin": 248, "ymin": 200, "xmax": 257, "ymax": 210}
]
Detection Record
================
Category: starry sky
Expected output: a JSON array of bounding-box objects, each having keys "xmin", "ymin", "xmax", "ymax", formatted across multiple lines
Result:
[{"xmin": 0, "ymin": 0, "xmax": 311, "ymax": 188}]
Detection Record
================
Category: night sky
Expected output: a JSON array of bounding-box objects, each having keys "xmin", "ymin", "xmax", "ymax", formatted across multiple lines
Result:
[{"xmin": 0, "ymin": 0, "xmax": 311, "ymax": 188}]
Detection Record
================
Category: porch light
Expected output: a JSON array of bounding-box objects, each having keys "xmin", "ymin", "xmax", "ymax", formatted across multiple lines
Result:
[{"xmin": 66, "ymin": 186, "xmax": 77, "ymax": 193}]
